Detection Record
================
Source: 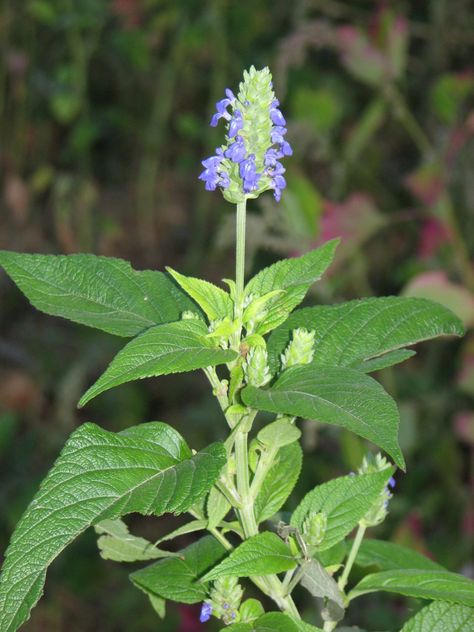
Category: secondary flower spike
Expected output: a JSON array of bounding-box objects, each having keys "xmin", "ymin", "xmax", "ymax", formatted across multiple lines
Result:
[{"xmin": 199, "ymin": 66, "xmax": 292, "ymax": 203}]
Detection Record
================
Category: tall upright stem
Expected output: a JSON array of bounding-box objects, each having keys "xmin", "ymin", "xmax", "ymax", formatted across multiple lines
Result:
[
  {"xmin": 338, "ymin": 523, "xmax": 366, "ymax": 592},
  {"xmin": 235, "ymin": 199, "xmax": 247, "ymax": 313}
]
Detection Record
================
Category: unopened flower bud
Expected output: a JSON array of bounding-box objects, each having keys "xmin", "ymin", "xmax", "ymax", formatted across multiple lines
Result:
[
  {"xmin": 303, "ymin": 511, "xmax": 327, "ymax": 548},
  {"xmin": 243, "ymin": 346, "xmax": 272, "ymax": 387},
  {"xmin": 358, "ymin": 453, "xmax": 395, "ymax": 527},
  {"xmin": 281, "ymin": 328, "xmax": 315, "ymax": 370},
  {"xmin": 209, "ymin": 576, "xmax": 243, "ymax": 625}
]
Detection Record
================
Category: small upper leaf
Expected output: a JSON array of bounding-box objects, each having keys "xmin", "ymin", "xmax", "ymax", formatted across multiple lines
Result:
[
  {"xmin": 79, "ymin": 319, "xmax": 237, "ymax": 406},
  {"xmin": 254, "ymin": 442, "xmax": 303, "ymax": 523},
  {"xmin": 291, "ymin": 470, "xmax": 394, "ymax": 550},
  {"xmin": 244, "ymin": 240, "xmax": 339, "ymax": 335},
  {"xmin": 167, "ymin": 267, "xmax": 234, "ymax": 321},
  {"xmin": 349, "ymin": 569, "xmax": 474, "ymax": 606},
  {"xmin": 355, "ymin": 539, "xmax": 444, "ymax": 572},
  {"xmin": 267, "ymin": 297, "xmax": 464, "ymax": 374},
  {"xmin": 131, "ymin": 535, "xmax": 226, "ymax": 604},
  {"xmin": 242, "ymin": 365, "xmax": 404, "ymax": 468},
  {"xmin": 399, "ymin": 600, "xmax": 474, "ymax": 632},
  {"xmin": 0, "ymin": 252, "xmax": 199, "ymax": 337},
  {"xmin": 0, "ymin": 422, "xmax": 226, "ymax": 632},
  {"xmin": 201, "ymin": 532, "xmax": 297, "ymax": 582}
]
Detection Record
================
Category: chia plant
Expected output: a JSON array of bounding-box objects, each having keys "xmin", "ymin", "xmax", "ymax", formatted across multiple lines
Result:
[{"xmin": 0, "ymin": 67, "xmax": 473, "ymax": 632}]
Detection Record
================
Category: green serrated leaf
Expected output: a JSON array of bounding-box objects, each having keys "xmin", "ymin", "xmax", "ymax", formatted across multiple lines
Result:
[
  {"xmin": 131, "ymin": 535, "xmax": 226, "ymax": 604},
  {"xmin": 79, "ymin": 319, "xmax": 237, "ymax": 406},
  {"xmin": 355, "ymin": 540, "xmax": 444, "ymax": 572},
  {"xmin": 255, "ymin": 442, "xmax": 302, "ymax": 523},
  {"xmin": 267, "ymin": 297, "xmax": 464, "ymax": 374},
  {"xmin": 349, "ymin": 569, "xmax": 474, "ymax": 606},
  {"xmin": 244, "ymin": 240, "xmax": 339, "ymax": 335},
  {"xmin": 257, "ymin": 418, "xmax": 302, "ymax": 448},
  {"xmin": 95, "ymin": 518, "xmax": 172, "ymax": 562},
  {"xmin": 0, "ymin": 251, "xmax": 199, "ymax": 337},
  {"xmin": 291, "ymin": 470, "xmax": 394, "ymax": 550},
  {"xmin": 167, "ymin": 267, "xmax": 233, "ymax": 321},
  {"xmin": 242, "ymin": 365, "xmax": 404, "ymax": 469},
  {"xmin": 0, "ymin": 422, "xmax": 226, "ymax": 632},
  {"xmin": 202, "ymin": 532, "xmax": 296, "ymax": 582},
  {"xmin": 400, "ymin": 600, "xmax": 474, "ymax": 631}
]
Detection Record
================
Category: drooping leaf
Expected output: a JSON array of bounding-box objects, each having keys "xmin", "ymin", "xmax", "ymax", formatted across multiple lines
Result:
[
  {"xmin": 244, "ymin": 240, "xmax": 339, "ymax": 335},
  {"xmin": 267, "ymin": 297, "xmax": 464, "ymax": 374},
  {"xmin": 242, "ymin": 365, "xmax": 404, "ymax": 468},
  {"xmin": 130, "ymin": 535, "xmax": 226, "ymax": 604},
  {"xmin": 201, "ymin": 532, "xmax": 296, "ymax": 582},
  {"xmin": 147, "ymin": 594, "xmax": 166, "ymax": 619},
  {"xmin": 207, "ymin": 485, "xmax": 232, "ymax": 530},
  {"xmin": 400, "ymin": 600, "xmax": 474, "ymax": 632},
  {"xmin": 254, "ymin": 442, "xmax": 303, "ymax": 523},
  {"xmin": 299, "ymin": 559, "xmax": 345, "ymax": 610},
  {"xmin": 79, "ymin": 319, "xmax": 237, "ymax": 406},
  {"xmin": 0, "ymin": 423, "xmax": 226, "ymax": 632},
  {"xmin": 167, "ymin": 267, "xmax": 234, "ymax": 321},
  {"xmin": 349, "ymin": 569, "xmax": 474, "ymax": 606},
  {"xmin": 95, "ymin": 518, "xmax": 172, "ymax": 562},
  {"xmin": 291, "ymin": 470, "xmax": 394, "ymax": 550},
  {"xmin": 0, "ymin": 252, "xmax": 198, "ymax": 337},
  {"xmin": 355, "ymin": 540, "xmax": 444, "ymax": 572}
]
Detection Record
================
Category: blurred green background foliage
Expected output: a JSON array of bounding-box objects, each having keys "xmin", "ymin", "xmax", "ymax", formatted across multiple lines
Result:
[{"xmin": 0, "ymin": 1, "xmax": 473, "ymax": 630}]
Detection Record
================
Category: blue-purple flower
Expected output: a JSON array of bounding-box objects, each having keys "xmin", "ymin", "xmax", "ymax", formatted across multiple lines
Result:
[
  {"xmin": 199, "ymin": 602, "xmax": 213, "ymax": 623},
  {"xmin": 199, "ymin": 66, "xmax": 292, "ymax": 203}
]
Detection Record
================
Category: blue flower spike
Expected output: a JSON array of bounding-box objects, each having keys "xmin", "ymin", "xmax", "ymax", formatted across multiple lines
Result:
[{"xmin": 199, "ymin": 66, "xmax": 292, "ymax": 203}]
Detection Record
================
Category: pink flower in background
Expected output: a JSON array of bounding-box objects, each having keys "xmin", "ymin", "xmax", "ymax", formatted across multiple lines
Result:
[
  {"xmin": 178, "ymin": 605, "xmax": 203, "ymax": 632},
  {"xmin": 417, "ymin": 217, "xmax": 452, "ymax": 259}
]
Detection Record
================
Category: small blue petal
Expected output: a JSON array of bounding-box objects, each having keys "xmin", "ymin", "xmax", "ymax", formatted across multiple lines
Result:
[
  {"xmin": 388, "ymin": 476, "xmax": 396, "ymax": 489},
  {"xmin": 200, "ymin": 602, "xmax": 212, "ymax": 623}
]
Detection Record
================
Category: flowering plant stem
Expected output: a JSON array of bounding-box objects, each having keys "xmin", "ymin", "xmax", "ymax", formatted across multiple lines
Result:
[{"xmin": 338, "ymin": 523, "xmax": 367, "ymax": 593}]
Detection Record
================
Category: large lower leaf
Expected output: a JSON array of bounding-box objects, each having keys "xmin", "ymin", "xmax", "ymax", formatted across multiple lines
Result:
[
  {"xmin": 79, "ymin": 319, "xmax": 237, "ymax": 406},
  {"xmin": 0, "ymin": 422, "xmax": 226, "ymax": 632},
  {"xmin": 201, "ymin": 532, "xmax": 296, "ymax": 582},
  {"xmin": 349, "ymin": 569, "xmax": 474, "ymax": 606},
  {"xmin": 242, "ymin": 365, "xmax": 404, "ymax": 468},
  {"xmin": 291, "ymin": 470, "xmax": 393, "ymax": 550},
  {"xmin": 254, "ymin": 442, "xmax": 302, "ymax": 523},
  {"xmin": 267, "ymin": 297, "xmax": 464, "ymax": 374},
  {"xmin": 0, "ymin": 252, "xmax": 198, "ymax": 337},
  {"xmin": 244, "ymin": 240, "xmax": 339, "ymax": 335},
  {"xmin": 355, "ymin": 540, "xmax": 444, "ymax": 572},
  {"xmin": 131, "ymin": 535, "xmax": 226, "ymax": 604},
  {"xmin": 400, "ymin": 600, "xmax": 474, "ymax": 632}
]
